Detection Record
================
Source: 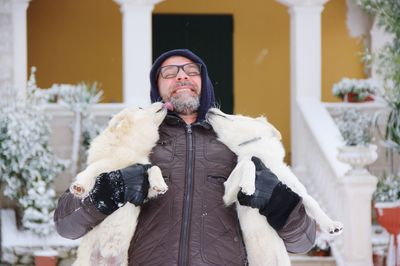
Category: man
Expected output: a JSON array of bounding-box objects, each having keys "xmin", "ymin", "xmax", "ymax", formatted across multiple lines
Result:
[{"xmin": 54, "ymin": 49, "xmax": 316, "ymax": 265}]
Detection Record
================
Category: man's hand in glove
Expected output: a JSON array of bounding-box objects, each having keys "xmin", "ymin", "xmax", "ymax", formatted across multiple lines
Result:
[
  {"xmin": 88, "ymin": 164, "xmax": 151, "ymax": 215},
  {"xmin": 237, "ymin": 157, "xmax": 300, "ymax": 230}
]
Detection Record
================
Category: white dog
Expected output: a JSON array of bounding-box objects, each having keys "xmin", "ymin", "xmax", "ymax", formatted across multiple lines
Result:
[
  {"xmin": 69, "ymin": 102, "xmax": 168, "ymax": 266},
  {"xmin": 206, "ymin": 108, "xmax": 343, "ymax": 266}
]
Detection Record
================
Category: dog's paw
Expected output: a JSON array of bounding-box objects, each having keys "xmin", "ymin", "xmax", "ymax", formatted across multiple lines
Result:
[
  {"xmin": 320, "ymin": 220, "xmax": 343, "ymax": 235},
  {"xmin": 151, "ymin": 182, "xmax": 168, "ymax": 194},
  {"xmin": 150, "ymin": 177, "xmax": 168, "ymax": 195},
  {"xmin": 70, "ymin": 182, "xmax": 87, "ymax": 198},
  {"xmin": 148, "ymin": 166, "xmax": 168, "ymax": 196},
  {"xmin": 239, "ymin": 180, "xmax": 255, "ymax": 196},
  {"xmin": 222, "ymin": 194, "xmax": 236, "ymax": 206}
]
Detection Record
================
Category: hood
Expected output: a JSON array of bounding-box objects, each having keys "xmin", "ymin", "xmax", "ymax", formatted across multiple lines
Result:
[{"xmin": 150, "ymin": 49, "xmax": 215, "ymax": 122}]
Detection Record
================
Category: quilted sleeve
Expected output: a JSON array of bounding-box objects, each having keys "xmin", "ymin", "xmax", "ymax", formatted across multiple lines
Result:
[
  {"xmin": 277, "ymin": 200, "xmax": 316, "ymax": 253},
  {"xmin": 53, "ymin": 190, "xmax": 107, "ymax": 239}
]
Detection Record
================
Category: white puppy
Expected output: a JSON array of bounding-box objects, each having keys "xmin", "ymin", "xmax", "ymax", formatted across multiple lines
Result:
[
  {"xmin": 69, "ymin": 102, "xmax": 168, "ymax": 266},
  {"xmin": 206, "ymin": 108, "xmax": 343, "ymax": 266}
]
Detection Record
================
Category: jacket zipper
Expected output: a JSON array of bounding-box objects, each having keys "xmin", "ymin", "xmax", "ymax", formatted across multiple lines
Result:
[{"xmin": 179, "ymin": 124, "xmax": 194, "ymax": 266}]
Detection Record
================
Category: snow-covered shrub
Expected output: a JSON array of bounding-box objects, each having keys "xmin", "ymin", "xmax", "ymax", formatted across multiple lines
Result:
[
  {"xmin": 374, "ymin": 174, "xmax": 400, "ymax": 202},
  {"xmin": 0, "ymin": 79, "xmax": 66, "ymax": 236},
  {"xmin": 335, "ymin": 109, "xmax": 374, "ymax": 146}
]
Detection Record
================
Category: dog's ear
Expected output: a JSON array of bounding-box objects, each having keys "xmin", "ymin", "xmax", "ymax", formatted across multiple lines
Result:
[
  {"xmin": 108, "ymin": 114, "xmax": 122, "ymax": 132},
  {"xmin": 267, "ymin": 123, "xmax": 282, "ymax": 140},
  {"xmin": 256, "ymin": 116, "xmax": 268, "ymax": 124},
  {"xmin": 256, "ymin": 116, "xmax": 282, "ymax": 140},
  {"xmin": 108, "ymin": 108, "xmax": 133, "ymax": 134}
]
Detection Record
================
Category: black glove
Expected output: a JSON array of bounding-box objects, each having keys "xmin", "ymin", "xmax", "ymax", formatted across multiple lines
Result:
[
  {"xmin": 237, "ymin": 157, "xmax": 280, "ymax": 210},
  {"xmin": 120, "ymin": 164, "xmax": 151, "ymax": 206},
  {"xmin": 89, "ymin": 164, "xmax": 151, "ymax": 215},
  {"xmin": 237, "ymin": 157, "xmax": 300, "ymax": 230}
]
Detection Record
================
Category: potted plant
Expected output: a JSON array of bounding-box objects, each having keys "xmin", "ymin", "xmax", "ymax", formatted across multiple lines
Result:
[
  {"xmin": 335, "ymin": 109, "xmax": 378, "ymax": 175},
  {"xmin": 332, "ymin": 77, "xmax": 380, "ymax": 102}
]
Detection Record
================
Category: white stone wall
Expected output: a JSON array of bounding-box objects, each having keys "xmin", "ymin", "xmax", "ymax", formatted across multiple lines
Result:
[{"xmin": 0, "ymin": 0, "xmax": 13, "ymax": 104}]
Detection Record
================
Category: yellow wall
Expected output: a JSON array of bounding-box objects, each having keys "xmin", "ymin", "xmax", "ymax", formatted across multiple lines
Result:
[
  {"xmin": 322, "ymin": 0, "xmax": 366, "ymax": 102},
  {"xmin": 27, "ymin": 0, "xmax": 365, "ymax": 160},
  {"xmin": 27, "ymin": 0, "xmax": 123, "ymax": 102}
]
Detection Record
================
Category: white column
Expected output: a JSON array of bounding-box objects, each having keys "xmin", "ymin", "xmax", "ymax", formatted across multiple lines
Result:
[
  {"xmin": 339, "ymin": 174, "xmax": 377, "ymax": 266},
  {"xmin": 114, "ymin": 0, "xmax": 163, "ymax": 106},
  {"xmin": 11, "ymin": 0, "xmax": 30, "ymax": 91},
  {"xmin": 276, "ymin": 0, "xmax": 328, "ymax": 170}
]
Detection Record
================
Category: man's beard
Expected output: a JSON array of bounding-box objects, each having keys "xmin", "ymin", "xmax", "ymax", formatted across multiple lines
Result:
[{"xmin": 169, "ymin": 94, "xmax": 200, "ymax": 115}]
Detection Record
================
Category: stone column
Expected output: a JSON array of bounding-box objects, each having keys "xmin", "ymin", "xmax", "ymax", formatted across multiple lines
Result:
[
  {"xmin": 276, "ymin": 0, "xmax": 329, "ymax": 171},
  {"xmin": 339, "ymin": 174, "xmax": 377, "ymax": 266},
  {"xmin": 0, "ymin": 0, "xmax": 13, "ymax": 94},
  {"xmin": 11, "ymin": 0, "xmax": 30, "ymax": 91},
  {"xmin": 114, "ymin": 0, "xmax": 164, "ymax": 106}
]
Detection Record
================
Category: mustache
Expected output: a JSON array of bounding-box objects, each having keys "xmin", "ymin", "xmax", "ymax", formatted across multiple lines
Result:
[{"xmin": 174, "ymin": 81, "xmax": 194, "ymax": 89}]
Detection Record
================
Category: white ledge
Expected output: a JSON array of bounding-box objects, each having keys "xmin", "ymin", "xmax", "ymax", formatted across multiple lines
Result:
[
  {"xmin": 1, "ymin": 209, "xmax": 79, "ymax": 248},
  {"xmin": 113, "ymin": 0, "xmax": 163, "ymax": 7},
  {"xmin": 276, "ymin": 0, "xmax": 329, "ymax": 7}
]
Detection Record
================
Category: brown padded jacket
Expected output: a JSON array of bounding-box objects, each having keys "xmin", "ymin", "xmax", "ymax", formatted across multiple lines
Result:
[{"xmin": 54, "ymin": 115, "xmax": 316, "ymax": 266}]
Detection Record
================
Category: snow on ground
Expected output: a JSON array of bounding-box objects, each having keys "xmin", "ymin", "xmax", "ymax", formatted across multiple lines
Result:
[{"xmin": 1, "ymin": 209, "xmax": 79, "ymax": 248}]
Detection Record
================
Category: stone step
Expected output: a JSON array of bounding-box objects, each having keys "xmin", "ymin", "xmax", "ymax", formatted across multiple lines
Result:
[{"xmin": 291, "ymin": 254, "xmax": 336, "ymax": 266}]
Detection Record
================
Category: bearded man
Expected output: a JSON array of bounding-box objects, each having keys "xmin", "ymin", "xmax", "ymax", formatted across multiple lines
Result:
[{"xmin": 54, "ymin": 49, "xmax": 316, "ymax": 265}]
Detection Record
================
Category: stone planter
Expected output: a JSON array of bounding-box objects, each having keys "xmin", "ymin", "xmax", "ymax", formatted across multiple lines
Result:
[
  {"xmin": 337, "ymin": 144, "xmax": 378, "ymax": 175},
  {"xmin": 33, "ymin": 250, "xmax": 58, "ymax": 266}
]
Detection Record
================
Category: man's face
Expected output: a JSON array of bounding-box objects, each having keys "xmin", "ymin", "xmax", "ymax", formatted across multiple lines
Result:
[{"xmin": 157, "ymin": 56, "xmax": 202, "ymax": 115}]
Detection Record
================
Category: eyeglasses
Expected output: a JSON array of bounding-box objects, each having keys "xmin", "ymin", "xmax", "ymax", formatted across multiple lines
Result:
[{"xmin": 158, "ymin": 63, "xmax": 202, "ymax": 79}]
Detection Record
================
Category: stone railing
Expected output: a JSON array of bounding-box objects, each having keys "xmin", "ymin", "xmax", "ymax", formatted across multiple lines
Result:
[
  {"xmin": 45, "ymin": 103, "xmax": 127, "ymax": 194},
  {"xmin": 293, "ymin": 98, "xmax": 378, "ymax": 266}
]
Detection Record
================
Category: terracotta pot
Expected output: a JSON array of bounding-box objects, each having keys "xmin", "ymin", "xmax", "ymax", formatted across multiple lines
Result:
[
  {"xmin": 374, "ymin": 202, "xmax": 400, "ymax": 266},
  {"xmin": 33, "ymin": 250, "xmax": 58, "ymax": 266},
  {"xmin": 373, "ymin": 251, "xmax": 386, "ymax": 266},
  {"xmin": 342, "ymin": 92, "xmax": 374, "ymax": 103},
  {"xmin": 375, "ymin": 202, "xmax": 400, "ymax": 236}
]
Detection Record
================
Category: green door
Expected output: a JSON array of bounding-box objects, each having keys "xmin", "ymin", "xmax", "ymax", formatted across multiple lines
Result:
[{"xmin": 153, "ymin": 14, "xmax": 234, "ymax": 114}]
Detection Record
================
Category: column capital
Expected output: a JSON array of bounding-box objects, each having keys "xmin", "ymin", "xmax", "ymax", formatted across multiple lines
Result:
[
  {"xmin": 276, "ymin": 0, "xmax": 329, "ymax": 8},
  {"xmin": 113, "ymin": 0, "xmax": 164, "ymax": 8},
  {"xmin": 12, "ymin": 0, "xmax": 31, "ymax": 9}
]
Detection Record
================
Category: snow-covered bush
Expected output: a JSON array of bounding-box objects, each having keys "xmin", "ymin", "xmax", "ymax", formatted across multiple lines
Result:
[
  {"xmin": 335, "ymin": 109, "xmax": 374, "ymax": 146},
  {"xmin": 374, "ymin": 174, "xmax": 400, "ymax": 202},
  {"xmin": 0, "ymin": 76, "xmax": 66, "ymax": 236},
  {"xmin": 0, "ymin": 67, "xmax": 105, "ymax": 236}
]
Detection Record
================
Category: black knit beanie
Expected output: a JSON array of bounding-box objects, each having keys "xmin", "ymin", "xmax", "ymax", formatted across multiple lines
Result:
[{"xmin": 150, "ymin": 49, "xmax": 215, "ymax": 122}]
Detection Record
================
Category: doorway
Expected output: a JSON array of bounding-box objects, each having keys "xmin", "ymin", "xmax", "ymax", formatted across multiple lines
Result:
[{"xmin": 153, "ymin": 14, "xmax": 234, "ymax": 113}]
